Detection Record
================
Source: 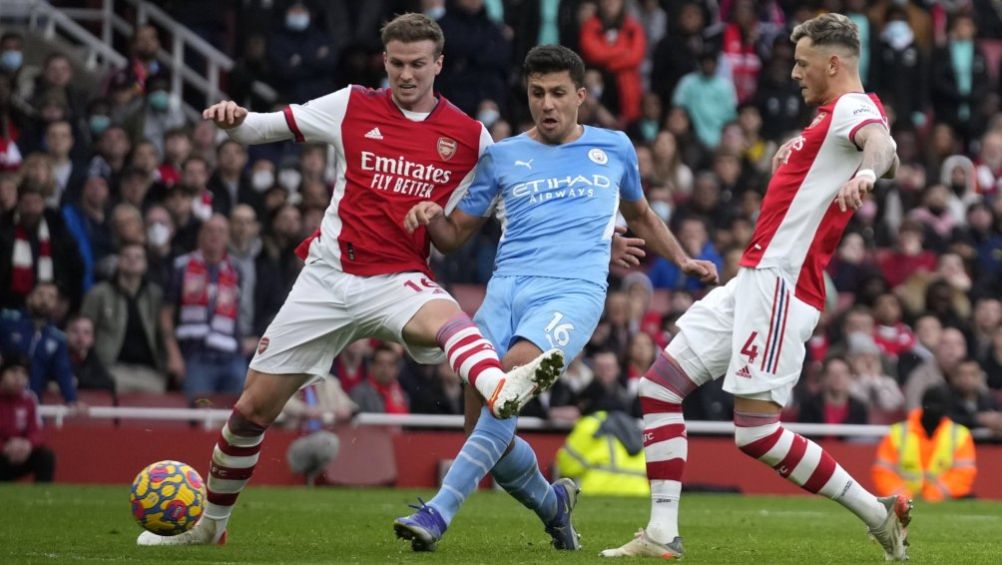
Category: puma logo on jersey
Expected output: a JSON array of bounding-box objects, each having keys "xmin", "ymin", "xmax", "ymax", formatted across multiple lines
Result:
[
  {"xmin": 364, "ymin": 127, "xmax": 383, "ymax": 140},
  {"xmin": 515, "ymin": 159, "xmax": 533, "ymax": 169}
]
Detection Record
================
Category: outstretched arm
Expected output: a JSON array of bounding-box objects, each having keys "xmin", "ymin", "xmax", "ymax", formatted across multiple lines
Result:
[
  {"xmin": 203, "ymin": 100, "xmax": 293, "ymax": 145},
  {"xmin": 404, "ymin": 202, "xmax": 486, "ymax": 254},
  {"xmin": 619, "ymin": 198, "xmax": 718, "ymax": 284},
  {"xmin": 836, "ymin": 123, "xmax": 898, "ymax": 212}
]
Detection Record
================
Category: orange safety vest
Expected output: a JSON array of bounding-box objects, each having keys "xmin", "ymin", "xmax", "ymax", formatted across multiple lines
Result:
[{"xmin": 872, "ymin": 409, "xmax": 976, "ymax": 502}]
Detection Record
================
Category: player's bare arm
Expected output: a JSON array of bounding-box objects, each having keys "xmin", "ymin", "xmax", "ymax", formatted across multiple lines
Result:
[
  {"xmin": 619, "ymin": 198, "xmax": 718, "ymax": 284},
  {"xmin": 403, "ymin": 202, "xmax": 485, "ymax": 253},
  {"xmin": 836, "ymin": 123, "xmax": 897, "ymax": 212}
]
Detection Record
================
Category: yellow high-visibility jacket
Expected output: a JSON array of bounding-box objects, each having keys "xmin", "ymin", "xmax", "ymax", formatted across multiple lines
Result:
[
  {"xmin": 872, "ymin": 409, "xmax": 976, "ymax": 502},
  {"xmin": 555, "ymin": 411, "xmax": 649, "ymax": 496}
]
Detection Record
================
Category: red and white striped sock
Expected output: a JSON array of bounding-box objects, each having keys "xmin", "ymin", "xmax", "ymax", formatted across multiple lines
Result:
[
  {"xmin": 734, "ymin": 410, "xmax": 886, "ymax": 527},
  {"xmin": 639, "ymin": 353, "xmax": 699, "ymax": 543},
  {"xmin": 436, "ymin": 313, "xmax": 506, "ymax": 399},
  {"xmin": 204, "ymin": 410, "xmax": 267, "ymax": 532}
]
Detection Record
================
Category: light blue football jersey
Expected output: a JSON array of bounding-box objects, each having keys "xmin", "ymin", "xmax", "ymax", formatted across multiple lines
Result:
[{"xmin": 458, "ymin": 126, "xmax": 644, "ymax": 286}]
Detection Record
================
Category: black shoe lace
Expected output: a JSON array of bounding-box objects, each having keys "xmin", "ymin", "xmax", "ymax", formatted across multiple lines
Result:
[{"xmin": 407, "ymin": 497, "xmax": 430, "ymax": 513}]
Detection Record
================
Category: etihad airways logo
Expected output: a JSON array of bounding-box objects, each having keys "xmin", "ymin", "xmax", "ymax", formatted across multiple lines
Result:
[{"xmin": 512, "ymin": 174, "xmax": 611, "ymax": 203}]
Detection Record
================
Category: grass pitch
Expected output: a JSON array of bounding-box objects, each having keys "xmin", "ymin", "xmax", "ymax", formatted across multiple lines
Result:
[{"xmin": 1, "ymin": 484, "xmax": 999, "ymax": 564}]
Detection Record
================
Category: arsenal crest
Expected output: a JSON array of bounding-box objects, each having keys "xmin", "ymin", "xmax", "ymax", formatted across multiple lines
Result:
[
  {"xmin": 808, "ymin": 112, "xmax": 827, "ymax": 129},
  {"xmin": 437, "ymin": 137, "xmax": 457, "ymax": 161}
]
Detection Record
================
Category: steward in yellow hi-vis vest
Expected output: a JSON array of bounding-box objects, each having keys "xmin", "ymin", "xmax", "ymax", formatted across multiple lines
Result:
[
  {"xmin": 872, "ymin": 386, "xmax": 976, "ymax": 502},
  {"xmin": 556, "ymin": 411, "xmax": 649, "ymax": 496}
]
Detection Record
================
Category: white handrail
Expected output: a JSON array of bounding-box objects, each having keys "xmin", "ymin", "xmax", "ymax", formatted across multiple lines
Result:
[
  {"xmin": 9, "ymin": 0, "xmax": 127, "ymax": 70},
  {"xmin": 14, "ymin": 0, "xmax": 277, "ymax": 112},
  {"xmin": 36, "ymin": 405, "xmax": 900, "ymax": 438}
]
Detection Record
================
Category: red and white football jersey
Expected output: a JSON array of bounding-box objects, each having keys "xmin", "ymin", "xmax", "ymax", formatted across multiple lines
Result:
[
  {"xmin": 740, "ymin": 92, "xmax": 888, "ymax": 310},
  {"xmin": 284, "ymin": 86, "xmax": 491, "ymax": 278}
]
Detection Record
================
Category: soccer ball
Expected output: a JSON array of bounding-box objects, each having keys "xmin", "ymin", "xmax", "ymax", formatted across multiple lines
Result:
[{"xmin": 130, "ymin": 460, "xmax": 206, "ymax": 535}]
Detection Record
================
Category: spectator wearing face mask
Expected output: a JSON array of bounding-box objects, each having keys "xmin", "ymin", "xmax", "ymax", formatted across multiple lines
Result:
[
  {"xmin": 123, "ymin": 76, "xmax": 186, "ymax": 155},
  {"xmin": 0, "ymin": 32, "xmax": 40, "ymax": 121},
  {"xmin": 143, "ymin": 204, "xmax": 175, "ymax": 288},
  {"xmin": 931, "ymin": 13, "xmax": 991, "ymax": 145},
  {"xmin": 270, "ymin": 2, "xmax": 338, "ymax": 104},
  {"xmin": 869, "ymin": 7, "xmax": 928, "ymax": 129}
]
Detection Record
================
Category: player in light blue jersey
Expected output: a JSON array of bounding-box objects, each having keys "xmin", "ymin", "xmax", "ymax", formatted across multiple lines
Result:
[{"xmin": 393, "ymin": 45, "xmax": 718, "ymax": 552}]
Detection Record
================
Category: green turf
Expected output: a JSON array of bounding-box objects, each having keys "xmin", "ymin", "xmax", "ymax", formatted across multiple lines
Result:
[{"xmin": 1, "ymin": 484, "xmax": 999, "ymax": 564}]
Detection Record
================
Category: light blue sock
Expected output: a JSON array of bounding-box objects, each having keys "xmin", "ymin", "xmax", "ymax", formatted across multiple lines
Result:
[
  {"xmin": 428, "ymin": 407, "xmax": 514, "ymax": 526},
  {"xmin": 491, "ymin": 436, "xmax": 558, "ymax": 524}
]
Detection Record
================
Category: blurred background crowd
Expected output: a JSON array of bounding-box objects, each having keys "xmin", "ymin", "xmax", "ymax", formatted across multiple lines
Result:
[{"xmin": 1, "ymin": 0, "xmax": 1001, "ymax": 441}]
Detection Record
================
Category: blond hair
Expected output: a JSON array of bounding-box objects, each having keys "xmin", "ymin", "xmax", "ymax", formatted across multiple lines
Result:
[{"xmin": 791, "ymin": 13, "xmax": 860, "ymax": 57}]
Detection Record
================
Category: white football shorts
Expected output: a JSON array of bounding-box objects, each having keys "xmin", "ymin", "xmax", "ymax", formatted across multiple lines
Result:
[
  {"xmin": 665, "ymin": 267, "xmax": 820, "ymax": 407},
  {"xmin": 250, "ymin": 259, "xmax": 457, "ymax": 378}
]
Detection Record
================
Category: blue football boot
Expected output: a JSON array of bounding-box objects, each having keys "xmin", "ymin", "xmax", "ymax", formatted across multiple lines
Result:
[
  {"xmin": 545, "ymin": 478, "xmax": 582, "ymax": 550},
  {"xmin": 394, "ymin": 498, "xmax": 447, "ymax": 552}
]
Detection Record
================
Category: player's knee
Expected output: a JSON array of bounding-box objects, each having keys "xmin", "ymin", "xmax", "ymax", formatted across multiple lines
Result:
[
  {"xmin": 233, "ymin": 390, "xmax": 279, "ymax": 428},
  {"xmin": 638, "ymin": 376, "xmax": 684, "ymax": 406}
]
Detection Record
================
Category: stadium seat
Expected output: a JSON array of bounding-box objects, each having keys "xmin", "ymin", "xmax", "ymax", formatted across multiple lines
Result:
[{"xmin": 115, "ymin": 392, "xmax": 192, "ymax": 429}]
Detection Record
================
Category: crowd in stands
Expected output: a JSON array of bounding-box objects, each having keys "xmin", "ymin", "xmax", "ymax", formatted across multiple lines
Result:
[{"xmin": 1, "ymin": 0, "xmax": 1001, "ymax": 443}]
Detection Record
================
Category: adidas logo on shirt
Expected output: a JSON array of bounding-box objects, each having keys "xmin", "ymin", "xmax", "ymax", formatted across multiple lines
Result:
[{"xmin": 365, "ymin": 127, "xmax": 383, "ymax": 140}]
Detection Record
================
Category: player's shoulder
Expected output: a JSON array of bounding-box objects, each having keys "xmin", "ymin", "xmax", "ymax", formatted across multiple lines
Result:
[
  {"xmin": 488, "ymin": 132, "xmax": 532, "ymax": 153},
  {"xmin": 831, "ymin": 92, "xmax": 883, "ymax": 118},
  {"xmin": 583, "ymin": 126, "xmax": 632, "ymax": 147},
  {"xmin": 433, "ymin": 96, "xmax": 485, "ymax": 136},
  {"xmin": 343, "ymin": 84, "xmax": 383, "ymax": 100},
  {"xmin": 583, "ymin": 126, "xmax": 635, "ymax": 160}
]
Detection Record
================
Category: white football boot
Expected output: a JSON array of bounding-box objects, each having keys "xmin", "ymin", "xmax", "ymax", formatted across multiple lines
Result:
[
  {"xmin": 868, "ymin": 494, "xmax": 912, "ymax": 561},
  {"xmin": 487, "ymin": 348, "xmax": 564, "ymax": 418},
  {"xmin": 600, "ymin": 529, "xmax": 684, "ymax": 559},
  {"xmin": 137, "ymin": 517, "xmax": 227, "ymax": 546}
]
